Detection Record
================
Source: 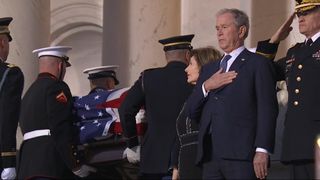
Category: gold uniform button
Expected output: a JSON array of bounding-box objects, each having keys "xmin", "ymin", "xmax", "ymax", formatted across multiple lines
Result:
[
  {"xmin": 298, "ymin": 64, "xmax": 303, "ymax": 69},
  {"xmin": 294, "ymin": 101, "xmax": 299, "ymax": 106},
  {"xmin": 295, "ymin": 89, "xmax": 300, "ymax": 94},
  {"xmin": 296, "ymin": 77, "xmax": 301, "ymax": 81}
]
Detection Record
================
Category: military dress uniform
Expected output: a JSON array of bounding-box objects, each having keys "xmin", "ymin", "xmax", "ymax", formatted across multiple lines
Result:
[
  {"xmin": 0, "ymin": 61, "xmax": 24, "ymax": 171},
  {"xmin": 18, "ymin": 73, "xmax": 80, "ymax": 179},
  {"xmin": 17, "ymin": 46, "xmax": 82, "ymax": 179},
  {"xmin": 256, "ymin": 31, "xmax": 320, "ymax": 176},
  {"xmin": 0, "ymin": 17, "xmax": 24, "ymax": 179},
  {"xmin": 119, "ymin": 34, "xmax": 194, "ymax": 179}
]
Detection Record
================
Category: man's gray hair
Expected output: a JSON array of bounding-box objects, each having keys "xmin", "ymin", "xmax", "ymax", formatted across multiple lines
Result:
[{"xmin": 216, "ymin": 8, "xmax": 250, "ymax": 38}]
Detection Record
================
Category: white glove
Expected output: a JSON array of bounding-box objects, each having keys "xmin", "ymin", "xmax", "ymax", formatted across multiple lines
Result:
[
  {"xmin": 73, "ymin": 164, "xmax": 97, "ymax": 178},
  {"xmin": 123, "ymin": 145, "xmax": 140, "ymax": 163},
  {"xmin": 1, "ymin": 167, "xmax": 16, "ymax": 180}
]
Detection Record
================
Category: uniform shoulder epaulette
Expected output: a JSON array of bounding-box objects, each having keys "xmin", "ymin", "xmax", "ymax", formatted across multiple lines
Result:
[
  {"xmin": 140, "ymin": 68, "xmax": 157, "ymax": 92},
  {"xmin": 140, "ymin": 68, "xmax": 157, "ymax": 75},
  {"xmin": 6, "ymin": 63, "xmax": 17, "ymax": 68}
]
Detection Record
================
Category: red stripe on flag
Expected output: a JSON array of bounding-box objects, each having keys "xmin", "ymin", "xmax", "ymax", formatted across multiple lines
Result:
[{"xmin": 96, "ymin": 91, "xmax": 128, "ymax": 109}]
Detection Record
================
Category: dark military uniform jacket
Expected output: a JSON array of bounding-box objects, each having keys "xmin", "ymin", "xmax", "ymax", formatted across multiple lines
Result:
[
  {"xmin": 18, "ymin": 73, "xmax": 79, "ymax": 179},
  {"xmin": 119, "ymin": 61, "xmax": 193, "ymax": 174},
  {"xmin": 256, "ymin": 37, "xmax": 320, "ymax": 162},
  {"xmin": 0, "ymin": 61, "xmax": 24, "ymax": 169}
]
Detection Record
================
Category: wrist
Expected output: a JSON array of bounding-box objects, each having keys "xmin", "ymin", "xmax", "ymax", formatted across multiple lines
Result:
[
  {"xmin": 269, "ymin": 37, "xmax": 281, "ymax": 44},
  {"xmin": 204, "ymin": 81, "xmax": 209, "ymax": 92}
]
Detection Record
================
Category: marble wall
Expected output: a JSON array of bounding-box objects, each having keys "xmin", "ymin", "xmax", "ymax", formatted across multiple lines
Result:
[
  {"xmin": 0, "ymin": 0, "xmax": 50, "ymax": 92},
  {"xmin": 51, "ymin": 0, "xmax": 103, "ymax": 96},
  {"xmin": 103, "ymin": 0, "xmax": 181, "ymax": 87},
  {"xmin": 181, "ymin": 0, "xmax": 303, "ymax": 59}
]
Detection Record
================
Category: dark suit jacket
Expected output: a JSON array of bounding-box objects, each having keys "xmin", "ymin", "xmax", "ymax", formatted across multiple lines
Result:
[
  {"xmin": 187, "ymin": 49, "xmax": 278, "ymax": 164},
  {"xmin": 120, "ymin": 61, "xmax": 193, "ymax": 174},
  {"xmin": 0, "ymin": 62, "xmax": 24, "ymax": 168},
  {"xmin": 257, "ymin": 38, "xmax": 320, "ymax": 162}
]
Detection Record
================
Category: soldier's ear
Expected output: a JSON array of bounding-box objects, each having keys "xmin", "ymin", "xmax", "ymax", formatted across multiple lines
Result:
[
  {"xmin": 57, "ymin": 61, "xmax": 63, "ymax": 72},
  {"xmin": 185, "ymin": 50, "xmax": 191, "ymax": 63},
  {"xmin": 0, "ymin": 36, "xmax": 5, "ymax": 49}
]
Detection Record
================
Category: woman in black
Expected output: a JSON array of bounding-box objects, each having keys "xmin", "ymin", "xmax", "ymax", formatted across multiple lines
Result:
[{"xmin": 172, "ymin": 47, "xmax": 221, "ymax": 179}]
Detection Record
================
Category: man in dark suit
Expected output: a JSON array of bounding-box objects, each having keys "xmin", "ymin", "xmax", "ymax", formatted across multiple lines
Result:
[
  {"xmin": 0, "ymin": 17, "xmax": 24, "ymax": 180},
  {"xmin": 187, "ymin": 8, "xmax": 278, "ymax": 179},
  {"xmin": 119, "ymin": 34, "xmax": 194, "ymax": 179},
  {"xmin": 256, "ymin": 0, "xmax": 320, "ymax": 179},
  {"xmin": 18, "ymin": 46, "xmax": 95, "ymax": 179}
]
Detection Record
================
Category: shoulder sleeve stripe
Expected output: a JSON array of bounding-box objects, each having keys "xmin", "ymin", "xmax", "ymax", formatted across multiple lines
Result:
[
  {"xmin": 1, "ymin": 151, "xmax": 16, "ymax": 157},
  {"xmin": 256, "ymin": 51, "xmax": 276, "ymax": 59},
  {"xmin": 0, "ymin": 68, "xmax": 10, "ymax": 93}
]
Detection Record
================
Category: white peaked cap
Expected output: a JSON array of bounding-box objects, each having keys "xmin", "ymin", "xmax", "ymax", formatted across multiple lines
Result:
[
  {"xmin": 83, "ymin": 65, "xmax": 120, "ymax": 84},
  {"xmin": 32, "ymin": 46, "xmax": 72, "ymax": 58},
  {"xmin": 83, "ymin": 65, "xmax": 119, "ymax": 74}
]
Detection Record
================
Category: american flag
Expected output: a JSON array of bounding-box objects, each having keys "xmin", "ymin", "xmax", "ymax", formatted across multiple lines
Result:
[{"xmin": 73, "ymin": 87, "xmax": 146, "ymax": 144}]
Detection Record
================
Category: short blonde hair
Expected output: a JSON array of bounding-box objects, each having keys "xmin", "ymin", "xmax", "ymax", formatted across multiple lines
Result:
[{"xmin": 190, "ymin": 46, "xmax": 222, "ymax": 70}]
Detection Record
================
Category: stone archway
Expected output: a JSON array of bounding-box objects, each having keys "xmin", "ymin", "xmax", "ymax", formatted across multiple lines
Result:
[{"xmin": 50, "ymin": 0, "xmax": 103, "ymax": 96}]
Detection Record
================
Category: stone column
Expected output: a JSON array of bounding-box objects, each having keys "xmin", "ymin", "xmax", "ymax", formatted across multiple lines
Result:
[
  {"xmin": 103, "ymin": 0, "xmax": 181, "ymax": 87},
  {"xmin": 0, "ymin": 0, "xmax": 50, "ymax": 91}
]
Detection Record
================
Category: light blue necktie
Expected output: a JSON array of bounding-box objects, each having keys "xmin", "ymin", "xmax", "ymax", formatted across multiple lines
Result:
[{"xmin": 220, "ymin": 54, "xmax": 232, "ymax": 72}]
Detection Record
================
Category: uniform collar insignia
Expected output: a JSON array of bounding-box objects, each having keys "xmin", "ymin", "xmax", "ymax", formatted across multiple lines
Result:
[{"xmin": 312, "ymin": 49, "xmax": 320, "ymax": 60}]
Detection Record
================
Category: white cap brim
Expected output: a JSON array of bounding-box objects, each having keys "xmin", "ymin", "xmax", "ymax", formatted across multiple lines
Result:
[
  {"xmin": 83, "ymin": 65, "xmax": 119, "ymax": 74},
  {"xmin": 32, "ymin": 46, "xmax": 72, "ymax": 58}
]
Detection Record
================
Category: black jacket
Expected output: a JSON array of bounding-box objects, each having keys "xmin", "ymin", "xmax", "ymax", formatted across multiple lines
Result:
[
  {"xmin": 172, "ymin": 103, "xmax": 202, "ymax": 179},
  {"xmin": 0, "ymin": 62, "xmax": 24, "ymax": 168},
  {"xmin": 120, "ymin": 61, "xmax": 193, "ymax": 174},
  {"xmin": 18, "ymin": 73, "xmax": 79, "ymax": 179}
]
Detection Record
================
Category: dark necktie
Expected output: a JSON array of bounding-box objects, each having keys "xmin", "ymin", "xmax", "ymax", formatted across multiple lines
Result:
[
  {"xmin": 220, "ymin": 54, "xmax": 232, "ymax": 72},
  {"xmin": 306, "ymin": 39, "xmax": 313, "ymax": 46}
]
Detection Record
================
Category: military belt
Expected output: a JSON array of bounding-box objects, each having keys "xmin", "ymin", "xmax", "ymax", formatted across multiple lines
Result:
[{"xmin": 23, "ymin": 129, "xmax": 51, "ymax": 141}]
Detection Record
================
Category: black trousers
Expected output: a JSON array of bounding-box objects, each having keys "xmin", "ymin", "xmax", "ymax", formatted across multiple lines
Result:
[
  {"xmin": 202, "ymin": 133, "xmax": 256, "ymax": 179},
  {"xmin": 202, "ymin": 158, "xmax": 256, "ymax": 179},
  {"xmin": 288, "ymin": 160, "xmax": 314, "ymax": 179},
  {"xmin": 84, "ymin": 159, "xmax": 139, "ymax": 180}
]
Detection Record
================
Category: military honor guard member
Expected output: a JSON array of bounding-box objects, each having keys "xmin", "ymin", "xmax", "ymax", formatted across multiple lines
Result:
[
  {"xmin": 18, "ymin": 46, "xmax": 95, "ymax": 179},
  {"xmin": 74, "ymin": 65, "xmax": 146, "ymax": 179},
  {"xmin": 74, "ymin": 65, "xmax": 146, "ymax": 144},
  {"xmin": 0, "ymin": 17, "xmax": 24, "ymax": 180},
  {"xmin": 74, "ymin": 65, "xmax": 121, "ymax": 144},
  {"xmin": 256, "ymin": 0, "xmax": 320, "ymax": 178},
  {"xmin": 119, "ymin": 34, "xmax": 194, "ymax": 179}
]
